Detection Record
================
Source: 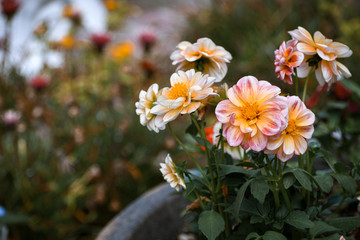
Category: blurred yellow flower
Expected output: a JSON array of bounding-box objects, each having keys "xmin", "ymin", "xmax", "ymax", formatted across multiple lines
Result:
[
  {"xmin": 59, "ymin": 35, "xmax": 75, "ymax": 49},
  {"xmin": 63, "ymin": 5, "xmax": 75, "ymax": 18},
  {"xmin": 104, "ymin": 0, "xmax": 118, "ymax": 11},
  {"xmin": 109, "ymin": 41, "xmax": 134, "ymax": 61}
]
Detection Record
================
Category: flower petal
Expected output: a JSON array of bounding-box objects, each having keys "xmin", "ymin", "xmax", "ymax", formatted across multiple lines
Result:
[
  {"xmin": 215, "ymin": 100, "xmax": 239, "ymax": 123},
  {"xmin": 297, "ymin": 43, "xmax": 316, "ymax": 54},
  {"xmin": 293, "ymin": 135, "xmax": 307, "ymax": 155},
  {"xmin": 249, "ymin": 130, "xmax": 267, "ymax": 151},
  {"xmin": 283, "ymin": 135, "xmax": 295, "ymax": 155},
  {"xmin": 223, "ymin": 125, "xmax": 244, "ymax": 147}
]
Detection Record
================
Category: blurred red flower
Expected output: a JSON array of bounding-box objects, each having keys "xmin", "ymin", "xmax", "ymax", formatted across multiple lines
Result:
[
  {"xmin": 1, "ymin": 0, "xmax": 20, "ymax": 19},
  {"xmin": 29, "ymin": 76, "xmax": 50, "ymax": 91},
  {"xmin": 91, "ymin": 33, "xmax": 111, "ymax": 52}
]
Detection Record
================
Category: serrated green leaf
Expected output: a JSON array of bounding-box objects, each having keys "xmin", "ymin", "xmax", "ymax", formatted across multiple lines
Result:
[
  {"xmin": 331, "ymin": 173, "xmax": 357, "ymax": 194},
  {"xmin": 285, "ymin": 210, "xmax": 315, "ymax": 229},
  {"xmin": 325, "ymin": 216, "xmax": 360, "ymax": 232},
  {"xmin": 309, "ymin": 221, "xmax": 339, "ymax": 238},
  {"xmin": 314, "ymin": 174, "xmax": 333, "ymax": 193},
  {"xmin": 250, "ymin": 179, "xmax": 269, "ymax": 204},
  {"xmin": 262, "ymin": 231, "xmax": 287, "ymax": 240},
  {"xmin": 198, "ymin": 210, "xmax": 225, "ymax": 240},
  {"xmin": 192, "ymin": 135, "xmax": 212, "ymax": 149}
]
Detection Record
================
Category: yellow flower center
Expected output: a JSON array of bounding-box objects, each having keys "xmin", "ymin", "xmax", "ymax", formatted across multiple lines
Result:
[
  {"xmin": 167, "ymin": 82, "xmax": 189, "ymax": 100},
  {"xmin": 241, "ymin": 103, "xmax": 259, "ymax": 123},
  {"xmin": 285, "ymin": 119, "xmax": 297, "ymax": 135}
]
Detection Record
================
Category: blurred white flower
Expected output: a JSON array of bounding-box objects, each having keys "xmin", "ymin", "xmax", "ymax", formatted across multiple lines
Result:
[{"xmin": 2, "ymin": 110, "xmax": 21, "ymax": 125}]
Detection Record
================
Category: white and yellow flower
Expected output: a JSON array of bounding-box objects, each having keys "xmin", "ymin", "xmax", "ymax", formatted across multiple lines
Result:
[
  {"xmin": 170, "ymin": 38, "xmax": 232, "ymax": 82},
  {"xmin": 160, "ymin": 154, "xmax": 186, "ymax": 191},
  {"xmin": 265, "ymin": 96, "xmax": 315, "ymax": 162},
  {"xmin": 135, "ymin": 83, "xmax": 166, "ymax": 133},
  {"xmin": 289, "ymin": 27, "xmax": 352, "ymax": 87},
  {"xmin": 151, "ymin": 69, "xmax": 217, "ymax": 123}
]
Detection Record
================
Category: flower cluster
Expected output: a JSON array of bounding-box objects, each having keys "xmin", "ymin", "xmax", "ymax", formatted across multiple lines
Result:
[
  {"xmin": 137, "ymin": 27, "xmax": 358, "ymax": 240},
  {"xmin": 275, "ymin": 27, "xmax": 352, "ymax": 88}
]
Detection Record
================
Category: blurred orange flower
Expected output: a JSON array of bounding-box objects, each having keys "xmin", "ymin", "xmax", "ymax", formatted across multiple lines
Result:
[
  {"xmin": 109, "ymin": 41, "xmax": 134, "ymax": 61},
  {"xmin": 59, "ymin": 35, "xmax": 75, "ymax": 49},
  {"xmin": 104, "ymin": 0, "xmax": 117, "ymax": 11}
]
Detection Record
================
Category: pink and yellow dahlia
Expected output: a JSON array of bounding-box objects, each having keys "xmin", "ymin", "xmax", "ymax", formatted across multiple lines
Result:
[
  {"xmin": 135, "ymin": 84, "xmax": 166, "ymax": 133},
  {"xmin": 274, "ymin": 40, "xmax": 304, "ymax": 84},
  {"xmin": 266, "ymin": 96, "xmax": 315, "ymax": 162},
  {"xmin": 151, "ymin": 69, "xmax": 217, "ymax": 123},
  {"xmin": 289, "ymin": 27, "xmax": 352, "ymax": 87},
  {"xmin": 215, "ymin": 76, "xmax": 288, "ymax": 152},
  {"xmin": 170, "ymin": 38, "xmax": 232, "ymax": 82},
  {"xmin": 160, "ymin": 154, "xmax": 186, "ymax": 192}
]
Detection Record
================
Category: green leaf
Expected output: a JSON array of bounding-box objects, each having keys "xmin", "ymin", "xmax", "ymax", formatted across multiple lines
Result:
[
  {"xmin": 250, "ymin": 215, "xmax": 263, "ymax": 224},
  {"xmin": 184, "ymin": 181, "xmax": 195, "ymax": 198},
  {"xmin": 245, "ymin": 232, "xmax": 260, "ymax": 240},
  {"xmin": 331, "ymin": 173, "xmax": 357, "ymax": 194},
  {"xmin": 318, "ymin": 149, "xmax": 337, "ymax": 172},
  {"xmin": 276, "ymin": 204, "xmax": 289, "ymax": 220},
  {"xmin": 198, "ymin": 210, "xmax": 225, "ymax": 240},
  {"xmin": 309, "ymin": 221, "xmax": 339, "ymax": 238},
  {"xmin": 325, "ymin": 216, "xmax": 360, "ymax": 232},
  {"xmin": 218, "ymin": 164, "xmax": 258, "ymax": 177},
  {"xmin": 192, "ymin": 135, "xmax": 212, "ymax": 149},
  {"xmin": 232, "ymin": 179, "xmax": 254, "ymax": 219},
  {"xmin": 341, "ymin": 78, "xmax": 360, "ymax": 97},
  {"xmin": 250, "ymin": 178, "xmax": 269, "ymax": 204},
  {"xmin": 333, "ymin": 162, "xmax": 350, "ymax": 175},
  {"xmin": 283, "ymin": 173, "xmax": 296, "ymax": 189},
  {"xmin": 262, "ymin": 231, "xmax": 287, "ymax": 240},
  {"xmin": 314, "ymin": 174, "xmax": 333, "ymax": 193},
  {"xmin": 285, "ymin": 210, "xmax": 315, "ymax": 229},
  {"xmin": 291, "ymin": 168, "xmax": 312, "ymax": 191}
]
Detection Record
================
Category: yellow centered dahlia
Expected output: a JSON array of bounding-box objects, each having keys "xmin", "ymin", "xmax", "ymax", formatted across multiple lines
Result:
[
  {"xmin": 265, "ymin": 96, "xmax": 315, "ymax": 162},
  {"xmin": 215, "ymin": 76, "xmax": 288, "ymax": 152},
  {"xmin": 151, "ymin": 69, "xmax": 217, "ymax": 123},
  {"xmin": 135, "ymin": 84, "xmax": 166, "ymax": 133},
  {"xmin": 289, "ymin": 26, "xmax": 352, "ymax": 87},
  {"xmin": 160, "ymin": 154, "xmax": 186, "ymax": 192},
  {"xmin": 274, "ymin": 40, "xmax": 304, "ymax": 85},
  {"xmin": 170, "ymin": 38, "xmax": 232, "ymax": 82}
]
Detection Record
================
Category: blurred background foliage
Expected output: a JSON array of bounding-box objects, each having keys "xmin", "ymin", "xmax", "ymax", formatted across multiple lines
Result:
[{"xmin": 0, "ymin": 0, "xmax": 359, "ymax": 239}]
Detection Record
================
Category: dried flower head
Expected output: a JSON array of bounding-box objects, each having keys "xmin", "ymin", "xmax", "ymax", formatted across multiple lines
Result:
[
  {"xmin": 274, "ymin": 40, "xmax": 304, "ymax": 84},
  {"xmin": 151, "ymin": 69, "xmax": 217, "ymax": 123},
  {"xmin": 289, "ymin": 27, "xmax": 352, "ymax": 87},
  {"xmin": 170, "ymin": 38, "xmax": 232, "ymax": 82},
  {"xmin": 91, "ymin": 33, "xmax": 111, "ymax": 52},
  {"xmin": 266, "ymin": 96, "xmax": 315, "ymax": 162},
  {"xmin": 1, "ymin": 0, "xmax": 20, "ymax": 19},
  {"xmin": 160, "ymin": 154, "xmax": 186, "ymax": 191},
  {"xmin": 29, "ymin": 76, "xmax": 50, "ymax": 91},
  {"xmin": 215, "ymin": 76, "xmax": 288, "ymax": 151},
  {"xmin": 135, "ymin": 83, "xmax": 166, "ymax": 133}
]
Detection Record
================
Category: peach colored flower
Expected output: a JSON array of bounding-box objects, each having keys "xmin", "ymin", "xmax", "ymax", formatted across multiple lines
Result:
[
  {"xmin": 135, "ymin": 84, "xmax": 166, "ymax": 133},
  {"xmin": 170, "ymin": 38, "xmax": 232, "ymax": 82},
  {"xmin": 215, "ymin": 76, "xmax": 288, "ymax": 152},
  {"xmin": 160, "ymin": 154, "xmax": 186, "ymax": 191},
  {"xmin": 212, "ymin": 122, "xmax": 247, "ymax": 160},
  {"xmin": 266, "ymin": 96, "xmax": 315, "ymax": 162},
  {"xmin": 274, "ymin": 40, "xmax": 304, "ymax": 84},
  {"xmin": 289, "ymin": 27, "xmax": 352, "ymax": 87},
  {"xmin": 151, "ymin": 69, "xmax": 217, "ymax": 123}
]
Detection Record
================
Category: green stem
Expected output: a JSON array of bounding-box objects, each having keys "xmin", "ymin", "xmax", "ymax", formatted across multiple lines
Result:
[
  {"xmin": 186, "ymin": 173, "xmax": 206, "ymax": 210},
  {"xmin": 190, "ymin": 114, "xmax": 215, "ymax": 187},
  {"xmin": 168, "ymin": 124, "xmax": 210, "ymax": 187},
  {"xmin": 302, "ymin": 66, "xmax": 314, "ymax": 102},
  {"xmin": 277, "ymin": 159, "xmax": 292, "ymax": 211},
  {"xmin": 335, "ymin": 194, "xmax": 346, "ymax": 214},
  {"xmin": 295, "ymin": 70, "xmax": 299, "ymax": 97},
  {"xmin": 306, "ymin": 150, "xmax": 312, "ymax": 174},
  {"xmin": 298, "ymin": 154, "xmax": 304, "ymax": 169}
]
